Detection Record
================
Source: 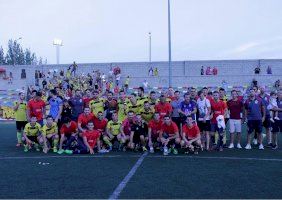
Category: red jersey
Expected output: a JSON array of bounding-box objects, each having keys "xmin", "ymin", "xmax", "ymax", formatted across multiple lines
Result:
[
  {"xmin": 83, "ymin": 97, "xmax": 93, "ymax": 108},
  {"xmin": 211, "ymin": 100, "xmax": 225, "ymax": 123},
  {"xmin": 148, "ymin": 119, "xmax": 163, "ymax": 137},
  {"xmin": 78, "ymin": 113, "xmax": 96, "ymax": 128},
  {"xmin": 28, "ymin": 99, "xmax": 46, "ymax": 121},
  {"xmin": 60, "ymin": 121, "xmax": 78, "ymax": 135},
  {"xmin": 155, "ymin": 102, "xmax": 172, "ymax": 119},
  {"xmin": 182, "ymin": 124, "xmax": 200, "ymax": 139},
  {"xmin": 93, "ymin": 118, "xmax": 108, "ymax": 133},
  {"xmin": 122, "ymin": 118, "xmax": 136, "ymax": 135},
  {"xmin": 227, "ymin": 99, "xmax": 243, "ymax": 120},
  {"xmin": 161, "ymin": 121, "xmax": 179, "ymax": 136},
  {"xmin": 83, "ymin": 130, "xmax": 100, "ymax": 148}
]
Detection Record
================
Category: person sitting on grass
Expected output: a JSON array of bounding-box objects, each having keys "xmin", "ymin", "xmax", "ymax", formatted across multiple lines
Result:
[
  {"xmin": 103, "ymin": 112, "xmax": 123, "ymax": 151},
  {"xmin": 160, "ymin": 115, "xmax": 181, "ymax": 156},
  {"xmin": 74, "ymin": 121, "xmax": 101, "ymax": 154},
  {"xmin": 41, "ymin": 115, "xmax": 59, "ymax": 153},
  {"xmin": 22, "ymin": 116, "xmax": 42, "ymax": 152},
  {"xmin": 148, "ymin": 112, "xmax": 163, "ymax": 153},
  {"xmin": 181, "ymin": 116, "xmax": 202, "ymax": 154},
  {"xmin": 57, "ymin": 117, "xmax": 78, "ymax": 154},
  {"xmin": 129, "ymin": 114, "xmax": 148, "ymax": 152}
]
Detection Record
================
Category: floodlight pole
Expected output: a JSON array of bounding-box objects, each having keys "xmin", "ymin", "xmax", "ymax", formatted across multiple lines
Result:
[
  {"xmin": 149, "ymin": 32, "xmax": 152, "ymax": 63},
  {"xmin": 168, "ymin": 0, "xmax": 172, "ymax": 87},
  {"xmin": 56, "ymin": 45, "xmax": 60, "ymax": 64}
]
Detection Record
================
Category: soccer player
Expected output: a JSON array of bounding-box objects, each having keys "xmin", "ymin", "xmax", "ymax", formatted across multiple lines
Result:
[
  {"xmin": 148, "ymin": 91, "xmax": 159, "ymax": 108},
  {"xmin": 210, "ymin": 91, "xmax": 226, "ymax": 151},
  {"xmin": 82, "ymin": 89, "xmax": 94, "ymax": 108},
  {"xmin": 179, "ymin": 92, "xmax": 197, "ymax": 121},
  {"xmin": 75, "ymin": 121, "xmax": 101, "ymax": 154},
  {"xmin": 129, "ymin": 114, "xmax": 148, "ymax": 152},
  {"xmin": 171, "ymin": 90, "xmax": 183, "ymax": 128},
  {"xmin": 58, "ymin": 117, "xmax": 78, "ymax": 154},
  {"xmin": 69, "ymin": 89, "xmax": 84, "ymax": 121},
  {"xmin": 117, "ymin": 90, "xmax": 129, "ymax": 122},
  {"xmin": 13, "ymin": 92, "xmax": 28, "ymax": 147},
  {"xmin": 104, "ymin": 112, "xmax": 123, "ymax": 151},
  {"xmin": 197, "ymin": 90, "xmax": 211, "ymax": 150},
  {"xmin": 155, "ymin": 95, "xmax": 172, "ymax": 119},
  {"xmin": 227, "ymin": 90, "xmax": 243, "ymax": 149},
  {"xmin": 137, "ymin": 87, "xmax": 148, "ymax": 105},
  {"xmin": 120, "ymin": 110, "xmax": 136, "ymax": 150},
  {"xmin": 181, "ymin": 116, "xmax": 202, "ymax": 154},
  {"xmin": 93, "ymin": 111, "xmax": 108, "ymax": 135},
  {"xmin": 89, "ymin": 90, "xmax": 104, "ymax": 117},
  {"xmin": 27, "ymin": 91, "xmax": 46, "ymax": 126},
  {"xmin": 127, "ymin": 93, "xmax": 142, "ymax": 114},
  {"xmin": 22, "ymin": 116, "xmax": 42, "ymax": 152},
  {"xmin": 160, "ymin": 115, "xmax": 181, "ymax": 155},
  {"xmin": 244, "ymin": 88, "xmax": 266, "ymax": 150},
  {"xmin": 41, "ymin": 115, "xmax": 59, "ymax": 153},
  {"xmin": 47, "ymin": 89, "xmax": 63, "ymax": 123},
  {"xmin": 148, "ymin": 112, "xmax": 163, "ymax": 153},
  {"xmin": 139, "ymin": 101, "xmax": 155, "ymax": 123},
  {"xmin": 77, "ymin": 107, "xmax": 96, "ymax": 135},
  {"xmin": 104, "ymin": 91, "xmax": 118, "ymax": 120}
]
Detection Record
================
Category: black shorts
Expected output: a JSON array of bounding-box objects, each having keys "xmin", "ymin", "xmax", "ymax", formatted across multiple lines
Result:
[
  {"xmin": 133, "ymin": 132, "xmax": 146, "ymax": 144},
  {"xmin": 26, "ymin": 136, "xmax": 38, "ymax": 143},
  {"xmin": 210, "ymin": 123, "xmax": 224, "ymax": 134},
  {"xmin": 263, "ymin": 116, "xmax": 271, "ymax": 128},
  {"xmin": 197, "ymin": 120, "xmax": 211, "ymax": 132},
  {"xmin": 247, "ymin": 120, "xmax": 262, "ymax": 134},
  {"xmin": 16, "ymin": 121, "xmax": 27, "ymax": 131},
  {"xmin": 272, "ymin": 120, "xmax": 282, "ymax": 133}
]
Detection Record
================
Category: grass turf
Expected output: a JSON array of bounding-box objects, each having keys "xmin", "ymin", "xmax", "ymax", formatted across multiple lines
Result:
[{"xmin": 0, "ymin": 122, "xmax": 282, "ymax": 199}]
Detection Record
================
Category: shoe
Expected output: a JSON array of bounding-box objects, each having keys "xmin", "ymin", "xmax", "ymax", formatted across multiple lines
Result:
[
  {"xmin": 53, "ymin": 148, "xmax": 58, "ymax": 153},
  {"xmin": 64, "ymin": 150, "xmax": 73, "ymax": 154},
  {"xmin": 245, "ymin": 144, "xmax": 252, "ymax": 150},
  {"xmin": 237, "ymin": 143, "xmax": 242, "ymax": 149},
  {"xmin": 272, "ymin": 144, "xmax": 278, "ymax": 150},
  {"xmin": 99, "ymin": 149, "xmax": 108, "ymax": 153},
  {"xmin": 228, "ymin": 143, "xmax": 234, "ymax": 149},
  {"xmin": 172, "ymin": 148, "xmax": 178, "ymax": 155},
  {"xmin": 34, "ymin": 144, "xmax": 40, "ymax": 152},
  {"xmin": 259, "ymin": 144, "xmax": 264, "ymax": 150},
  {"xmin": 194, "ymin": 151, "xmax": 199, "ymax": 155},
  {"xmin": 266, "ymin": 143, "xmax": 273, "ymax": 148},
  {"xmin": 16, "ymin": 143, "xmax": 22, "ymax": 147},
  {"xmin": 168, "ymin": 148, "xmax": 172, "ymax": 154},
  {"xmin": 24, "ymin": 145, "xmax": 29, "ymax": 152},
  {"xmin": 142, "ymin": 146, "xmax": 148, "ymax": 152},
  {"xmin": 43, "ymin": 147, "xmax": 49, "ymax": 154},
  {"xmin": 252, "ymin": 139, "xmax": 258, "ymax": 145},
  {"xmin": 149, "ymin": 147, "xmax": 154, "ymax": 153},
  {"xmin": 57, "ymin": 149, "xmax": 65, "ymax": 154},
  {"xmin": 274, "ymin": 117, "xmax": 280, "ymax": 121},
  {"xmin": 163, "ymin": 147, "xmax": 168, "ymax": 156}
]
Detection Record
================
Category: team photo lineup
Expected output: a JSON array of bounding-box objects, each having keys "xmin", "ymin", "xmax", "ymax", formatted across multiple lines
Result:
[{"xmin": 14, "ymin": 71, "xmax": 282, "ymax": 156}]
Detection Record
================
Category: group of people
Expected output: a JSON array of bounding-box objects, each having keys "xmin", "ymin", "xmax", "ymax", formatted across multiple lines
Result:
[{"xmin": 13, "ymin": 73, "xmax": 282, "ymax": 155}]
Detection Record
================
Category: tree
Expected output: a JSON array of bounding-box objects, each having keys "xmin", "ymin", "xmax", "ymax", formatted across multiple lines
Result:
[
  {"xmin": 24, "ymin": 48, "xmax": 32, "ymax": 65},
  {"xmin": 38, "ymin": 57, "xmax": 43, "ymax": 65},
  {"xmin": 0, "ymin": 46, "xmax": 6, "ymax": 65}
]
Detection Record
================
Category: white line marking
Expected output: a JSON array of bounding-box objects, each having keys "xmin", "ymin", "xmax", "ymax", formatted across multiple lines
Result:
[
  {"xmin": 109, "ymin": 152, "xmax": 148, "ymax": 200},
  {"xmin": 0, "ymin": 155, "xmax": 122, "ymax": 159}
]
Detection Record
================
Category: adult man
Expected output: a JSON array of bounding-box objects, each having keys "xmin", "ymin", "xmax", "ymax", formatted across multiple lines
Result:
[
  {"xmin": 83, "ymin": 89, "xmax": 94, "ymax": 108},
  {"xmin": 104, "ymin": 91, "xmax": 118, "ymax": 120},
  {"xmin": 47, "ymin": 89, "xmax": 63, "ymax": 123},
  {"xmin": 171, "ymin": 90, "xmax": 183, "ymax": 128},
  {"xmin": 139, "ymin": 101, "xmax": 155, "ymax": 123},
  {"xmin": 127, "ymin": 93, "xmax": 142, "ymax": 114},
  {"xmin": 190, "ymin": 87, "xmax": 198, "ymax": 102},
  {"xmin": 155, "ymin": 95, "xmax": 172, "ymax": 119},
  {"xmin": 148, "ymin": 112, "xmax": 163, "ymax": 153},
  {"xmin": 89, "ymin": 90, "xmax": 104, "ymax": 117},
  {"xmin": 13, "ymin": 92, "xmax": 28, "ymax": 147},
  {"xmin": 41, "ymin": 115, "xmax": 59, "ymax": 153},
  {"xmin": 197, "ymin": 90, "xmax": 211, "ymax": 150},
  {"xmin": 93, "ymin": 111, "xmax": 108, "ymax": 142},
  {"xmin": 104, "ymin": 112, "xmax": 123, "ymax": 151},
  {"xmin": 120, "ymin": 111, "xmax": 136, "ymax": 149},
  {"xmin": 148, "ymin": 91, "xmax": 159, "ymax": 108},
  {"xmin": 160, "ymin": 115, "xmax": 181, "ymax": 155},
  {"xmin": 22, "ymin": 116, "xmax": 42, "ymax": 152},
  {"xmin": 27, "ymin": 91, "xmax": 46, "ymax": 126},
  {"xmin": 181, "ymin": 116, "xmax": 202, "ymax": 154},
  {"xmin": 179, "ymin": 92, "xmax": 197, "ymax": 121},
  {"xmin": 244, "ymin": 88, "xmax": 266, "ymax": 150},
  {"xmin": 69, "ymin": 89, "xmax": 84, "ymax": 121},
  {"xmin": 270, "ymin": 90, "xmax": 282, "ymax": 149},
  {"xmin": 117, "ymin": 90, "xmax": 129, "ymax": 122},
  {"xmin": 227, "ymin": 90, "xmax": 243, "ymax": 149},
  {"xmin": 137, "ymin": 87, "xmax": 148, "ymax": 105},
  {"xmin": 58, "ymin": 117, "xmax": 78, "ymax": 154},
  {"xmin": 210, "ymin": 91, "xmax": 226, "ymax": 151},
  {"xmin": 77, "ymin": 107, "xmax": 96, "ymax": 134},
  {"xmin": 129, "ymin": 114, "xmax": 148, "ymax": 152}
]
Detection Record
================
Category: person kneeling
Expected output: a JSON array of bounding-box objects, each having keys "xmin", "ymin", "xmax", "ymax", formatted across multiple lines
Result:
[
  {"xmin": 181, "ymin": 116, "xmax": 202, "ymax": 154},
  {"xmin": 22, "ymin": 116, "xmax": 42, "ymax": 152},
  {"xmin": 129, "ymin": 114, "xmax": 148, "ymax": 152},
  {"xmin": 41, "ymin": 115, "xmax": 59, "ymax": 153}
]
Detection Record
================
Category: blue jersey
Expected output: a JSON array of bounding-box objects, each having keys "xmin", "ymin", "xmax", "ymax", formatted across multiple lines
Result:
[{"xmin": 48, "ymin": 97, "xmax": 63, "ymax": 119}]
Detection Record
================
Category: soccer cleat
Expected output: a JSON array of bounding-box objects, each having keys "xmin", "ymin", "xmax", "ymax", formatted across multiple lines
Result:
[
  {"xmin": 149, "ymin": 147, "xmax": 154, "ymax": 153},
  {"xmin": 108, "ymin": 146, "xmax": 113, "ymax": 151},
  {"xmin": 172, "ymin": 148, "xmax": 178, "ymax": 155},
  {"xmin": 53, "ymin": 148, "xmax": 58, "ymax": 153},
  {"xmin": 259, "ymin": 144, "xmax": 264, "ymax": 150},
  {"xmin": 34, "ymin": 143, "xmax": 40, "ymax": 152},
  {"xmin": 163, "ymin": 147, "xmax": 168, "ymax": 156},
  {"xmin": 274, "ymin": 116, "xmax": 280, "ymax": 120},
  {"xmin": 142, "ymin": 146, "xmax": 148, "ymax": 152},
  {"xmin": 57, "ymin": 149, "xmax": 65, "ymax": 154},
  {"xmin": 252, "ymin": 139, "xmax": 258, "ymax": 145},
  {"xmin": 228, "ymin": 143, "xmax": 234, "ymax": 149},
  {"xmin": 43, "ymin": 147, "xmax": 48, "ymax": 154},
  {"xmin": 16, "ymin": 143, "xmax": 22, "ymax": 147},
  {"xmin": 24, "ymin": 145, "xmax": 29, "ymax": 152},
  {"xmin": 64, "ymin": 150, "xmax": 73, "ymax": 154},
  {"xmin": 272, "ymin": 144, "xmax": 278, "ymax": 150},
  {"xmin": 245, "ymin": 144, "xmax": 252, "ymax": 150},
  {"xmin": 168, "ymin": 148, "xmax": 172, "ymax": 154},
  {"xmin": 237, "ymin": 143, "xmax": 242, "ymax": 149}
]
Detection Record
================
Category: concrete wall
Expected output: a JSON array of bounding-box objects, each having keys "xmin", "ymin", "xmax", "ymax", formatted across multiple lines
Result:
[{"xmin": 0, "ymin": 59, "xmax": 281, "ymax": 90}]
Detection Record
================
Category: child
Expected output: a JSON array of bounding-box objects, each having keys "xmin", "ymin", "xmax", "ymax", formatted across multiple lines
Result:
[{"xmin": 268, "ymin": 92, "xmax": 280, "ymax": 123}]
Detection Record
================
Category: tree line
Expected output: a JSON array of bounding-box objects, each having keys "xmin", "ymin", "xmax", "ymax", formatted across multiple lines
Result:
[{"xmin": 0, "ymin": 39, "xmax": 46, "ymax": 65}]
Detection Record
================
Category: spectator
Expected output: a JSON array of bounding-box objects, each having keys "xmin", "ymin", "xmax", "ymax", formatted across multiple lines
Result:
[
  {"xmin": 148, "ymin": 67, "xmax": 153, "ymax": 76},
  {"xmin": 206, "ymin": 67, "xmax": 211, "ymax": 75},
  {"xmin": 212, "ymin": 67, "xmax": 218, "ymax": 75},
  {"xmin": 254, "ymin": 66, "xmax": 260, "ymax": 74},
  {"xmin": 70, "ymin": 61, "xmax": 77, "ymax": 77},
  {"xmin": 267, "ymin": 66, "xmax": 272, "ymax": 74},
  {"xmin": 274, "ymin": 79, "xmax": 280, "ymax": 89},
  {"xmin": 154, "ymin": 67, "xmax": 159, "ymax": 76},
  {"xmin": 201, "ymin": 66, "xmax": 204, "ymax": 75}
]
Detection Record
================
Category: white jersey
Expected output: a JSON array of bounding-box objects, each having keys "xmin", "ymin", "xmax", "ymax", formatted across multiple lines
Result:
[{"xmin": 197, "ymin": 97, "xmax": 211, "ymax": 121}]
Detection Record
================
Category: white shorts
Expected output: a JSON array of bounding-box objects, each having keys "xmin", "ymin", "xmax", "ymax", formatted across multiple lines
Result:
[{"xmin": 229, "ymin": 119, "xmax": 242, "ymax": 133}]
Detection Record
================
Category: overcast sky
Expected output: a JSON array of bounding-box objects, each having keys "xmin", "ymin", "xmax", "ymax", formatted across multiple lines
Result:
[{"xmin": 1, "ymin": 0, "xmax": 282, "ymax": 64}]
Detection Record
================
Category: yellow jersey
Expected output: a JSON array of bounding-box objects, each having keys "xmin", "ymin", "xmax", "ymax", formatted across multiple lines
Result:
[
  {"xmin": 14, "ymin": 101, "xmax": 27, "ymax": 121},
  {"xmin": 106, "ymin": 120, "xmax": 122, "ymax": 136},
  {"xmin": 41, "ymin": 122, "xmax": 58, "ymax": 136},
  {"xmin": 24, "ymin": 123, "xmax": 41, "ymax": 136},
  {"xmin": 89, "ymin": 98, "xmax": 105, "ymax": 116}
]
